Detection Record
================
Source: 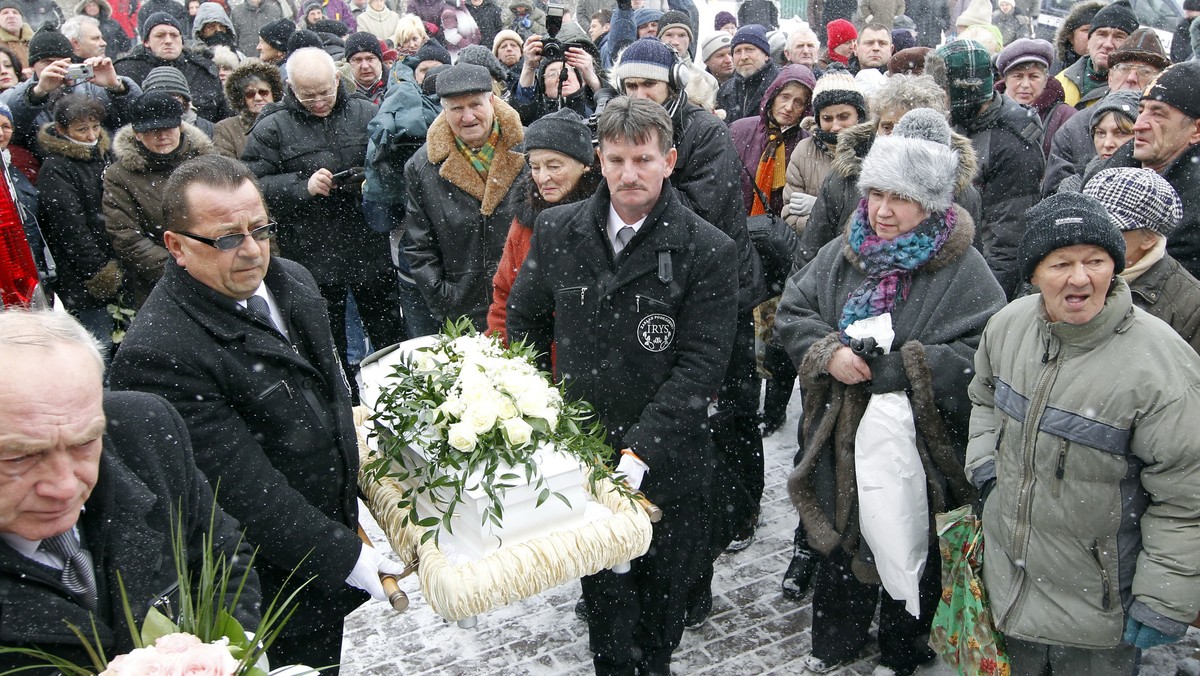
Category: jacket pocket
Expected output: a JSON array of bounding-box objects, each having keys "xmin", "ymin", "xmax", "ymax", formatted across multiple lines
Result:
[
  {"xmin": 1092, "ymin": 539, "xmax": 1114, "ymax": 612},
  {"xmin": 1051, "ymin": 437, "xmax": 1068, "ymax": 499}
]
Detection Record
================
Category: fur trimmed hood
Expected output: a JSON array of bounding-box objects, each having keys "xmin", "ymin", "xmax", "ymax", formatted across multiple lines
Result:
[
  {"xmin": 831, "ymin": 119, "xmax": 978, "ymax": 197},
  {"xmin": 1054, "ymin": 0, "xmax": 1104, "ymax": 65},
  {"xmin": 426, "ymin": 96, "xmax": 525, "ymax": 216},
  {"xmin": 74, "ymin": 0, "xmax": 112, "ymax": 20},
  {"xmin": 224, "ymin": 59, "xmax": 284, "ymax": 118},
  {"xmin": 37, "ymin": 123, "xmax": 111, "ymax": 160},
  {"xmin": 111, "ymin": 122, "xmax": 214, "ymax": 172}
]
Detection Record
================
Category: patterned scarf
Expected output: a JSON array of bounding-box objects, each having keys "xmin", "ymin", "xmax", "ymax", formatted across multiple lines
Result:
[
  {"xmin": 838, "ymin": 198, "xmax": 956, "ymax": 342},
  {"xmin": 751, "ymin": 121, "xmax": 788, "ymax": 216},
  {"xmin": 455, "ymin": 120, "xmax": 502, "ymax": 178}
]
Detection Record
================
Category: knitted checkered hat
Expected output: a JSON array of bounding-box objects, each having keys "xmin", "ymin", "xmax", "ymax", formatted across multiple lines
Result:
[{"xmin": 1083, "ymin": 167, "xmax": 1183, "ymax": 237}]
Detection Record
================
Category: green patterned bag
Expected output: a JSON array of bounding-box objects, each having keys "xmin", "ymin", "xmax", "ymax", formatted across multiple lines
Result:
[{"xmin": 929, "ymin": 505, "xmax": 1011, "ymax": 676}]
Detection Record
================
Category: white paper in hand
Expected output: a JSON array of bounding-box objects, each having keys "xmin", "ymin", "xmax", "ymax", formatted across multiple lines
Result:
[{"xmin": 845, "ymin": 314, "xmax": 928, "ymax": 618}]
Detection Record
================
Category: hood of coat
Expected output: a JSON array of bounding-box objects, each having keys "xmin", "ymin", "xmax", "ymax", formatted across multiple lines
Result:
[
  {"xmin": 37, "ymin": 122, "xmax": 111, "ymax": 160},
  {"xmin": 111, "ymin": 122, "xmax": 214, "ymax": 172},
  {"xmin": 191, "ymin": 1, "xmax": 237, "ymax": 41},
  {"xmin": 831, "ymin": 118, "xmax": 978, "ymax": 196},
  {"xmin": 224, "ymin": 58, "xmax": 284, "ymax": 118},
  {"xmin": 426, "ymin": 95, "xmax": 526, "ymax": 215},
  {"xmin": 508, "ymin": 0, "xmax": 545, "ymax": 20},
  {"xmin": 1055, "ymin": 0, "xmax": 1104, "ymax": 64},
  {"xmin": 842, "ymin": 202, "xmax": 976, "ymax": 274},
  {"xmin": 74, "ymin": 0, "xmax": 112, "ymax": 20},
  {"xmin": 758, "ymin": 63, "xmax": 815, "ymax": 124}
]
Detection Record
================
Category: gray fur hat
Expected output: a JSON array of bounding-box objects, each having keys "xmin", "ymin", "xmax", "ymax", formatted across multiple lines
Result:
[{"xmin": 857, "ymin": 108, "xmax": 959, "ymax": 214}]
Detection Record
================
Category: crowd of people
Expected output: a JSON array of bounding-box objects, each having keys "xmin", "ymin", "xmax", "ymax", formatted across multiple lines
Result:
[{"xmin": 3, "ymin": 0, "xmax": 1200, "ymax": 674}]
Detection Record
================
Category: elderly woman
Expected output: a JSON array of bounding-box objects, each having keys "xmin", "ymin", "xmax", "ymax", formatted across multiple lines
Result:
[
  {"xmin": 996, "ymin": 38, "xmax": 1075, "ymax": 157},
  {"xmin": 1084, "ymin": 167, "xmax": 1200, "ymax": 353},
  {"xmin": 487, "ymin": 108, "xmax": 600, "ymax": 341},
  {"xmin": 778, "ymin": 109, "xmax": 1006, "ymax": 676},
  {"xmin": 213, "ymin": 59, "xmax": 282, "ymax": 159},
  {"xmin": 965, "ymin": 191, "xmax": 1200, "ymax": 673},
  {"xmin": 731, "ymin": 64, "xmax": 815, "ymax": 217}
]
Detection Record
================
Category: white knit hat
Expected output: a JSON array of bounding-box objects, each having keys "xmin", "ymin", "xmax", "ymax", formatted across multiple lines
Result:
[
  {"xmin": 955, "ymin": 0, "xmax": 993, "ymax": 28},
  {"xmin": 858, "ymin": 108, "xmax": 959, "ymax": 214}
]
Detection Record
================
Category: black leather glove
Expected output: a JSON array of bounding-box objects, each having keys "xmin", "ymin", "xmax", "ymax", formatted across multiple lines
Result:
[{"xmin": 867, "ymin": 351, "xmax": 908, "ymax": 394}]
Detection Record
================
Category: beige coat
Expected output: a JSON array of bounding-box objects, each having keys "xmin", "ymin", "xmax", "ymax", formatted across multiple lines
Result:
[{"xmin": 781, "ymin": 119, "xmax": 834, "ymax": 234}]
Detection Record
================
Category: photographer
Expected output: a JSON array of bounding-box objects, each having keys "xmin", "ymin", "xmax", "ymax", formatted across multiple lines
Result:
[
  {"xmin": 511, "ymin": 30, "xmax": 601, "ymax": 125},
  {"xmin": 1, "ymin": 25, "xmax": 139, "ymax": 154}
]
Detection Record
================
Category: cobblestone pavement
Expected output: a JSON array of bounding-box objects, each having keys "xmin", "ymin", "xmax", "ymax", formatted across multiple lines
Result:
[{"xmin": 343, "ymin": 393, "xmax": 1197, "ymax": 675}]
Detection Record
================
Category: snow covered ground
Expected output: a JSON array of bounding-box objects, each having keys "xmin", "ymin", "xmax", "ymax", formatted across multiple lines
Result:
[{"xmin": 344, "ymin": 386, "xmax": 1200, "ymax": 674}]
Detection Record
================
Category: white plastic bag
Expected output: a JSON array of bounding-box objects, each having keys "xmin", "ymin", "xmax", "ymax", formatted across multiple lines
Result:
[{"xmin": 845, "ymin": 314, "xmax": 928, "ymax": 618}]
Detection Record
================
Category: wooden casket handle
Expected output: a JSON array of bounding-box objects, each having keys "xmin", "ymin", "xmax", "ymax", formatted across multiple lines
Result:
[{"xmin": 357, "ymin": 525, "xmax": 410, "ymax": 612}]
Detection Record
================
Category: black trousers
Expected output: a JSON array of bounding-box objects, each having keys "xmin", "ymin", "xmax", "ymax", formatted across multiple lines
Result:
[
  {"xmin": 714, "ymin": 310, "xmax": 764, "ymax": 538},
  {"xmin": 582, "ymin": 492, "xmax": 710, "ymax": 676},
  {"xmin": 810, "ymin": 545, "xmax": 941, "ymax": 675},
  {"xmin": 269, "ymin": 617, "xmax": 347, "ymax": 674},
  {"xmin": 320, "ymin": 271, "xmax": 406, "ymax": 361}
]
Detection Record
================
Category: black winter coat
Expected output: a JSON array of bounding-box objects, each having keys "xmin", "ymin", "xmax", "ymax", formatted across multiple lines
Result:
[
  {"xmin": 956, "ymin": 93, "xmax": 1044, "ymax": 299},
  {"xmin": 36, "ymin": 124, "xmax": 114, "ymax": 311},
  {"xmin": 907, "ymin": 0, "xmax": 949, "ymax": 47},
  {"xmin": 115, "ymin": 47, "xmax": 233, "ymax": 123},
  {"xmin": 671, "ymin": 99, "xmax": 763, "ymax": 310},
  {"xmin": 108, "ymin": 258, "xmax": 368, "ymax": 636},
  {"xmin": 402, "ymin": 97, "xmax": 527, "ymax": 329},
  {"xmin": 716, "ymin": 60, "xmax": 779, "ymax": 126},
  {"xmin": 506, "ymin": 183, "xmax": 739, "ymax": 506},
  {"xmin": 0, "ymin": 391, "xmax": 261, "ymax": 673},
  {"xmin": 467, "ymin": 0, "xmax": 504, "ymax": 51},
  {"xmin": 1092, "ymin": 142, "xmax": 1200, "ymax": 279},
  {"xmin": 242, "ymin": 82, "xmax": 392, "ymax": 286}
]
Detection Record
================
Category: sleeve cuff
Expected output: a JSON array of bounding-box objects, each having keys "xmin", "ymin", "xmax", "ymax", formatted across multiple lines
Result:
[{"xmin": 1131, "ymin": 599, "xmax": 1190, "ymax": 638}]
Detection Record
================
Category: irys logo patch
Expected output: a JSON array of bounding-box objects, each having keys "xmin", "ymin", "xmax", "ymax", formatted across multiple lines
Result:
[{"xmin": 637, "ymin": 313, "xmax": 675, "ymax": 352}]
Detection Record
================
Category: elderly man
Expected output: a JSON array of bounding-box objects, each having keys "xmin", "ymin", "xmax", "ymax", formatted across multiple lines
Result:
[
  {"xmin": 786, "ymin": 26, "xmax": 820, "ymax": 68},
  {"xmin": 1090, "ymin": 61, "xmax": 1200, "ymax": 278},
  {"xmin": 966, "ymin": 191, "xmax": 1200, "ymax": 674},
  {"xmin": 1043, "ymin": 28, "xmax": 1169, "ymax": 195},
  {"xmin": 115, "ymin": 12, "xmax": 230, "ymax": 122},
  {"xmin": 1, "ymin": 25, "xmax": 139, "ymax": 151},
  {"xmin": 717, "ymin": 23, "xmax": 779, "ymax": 124},
  {"xmin": 701, "ymin": 31, "xmax": 734, "ymax": 86},
  {"xmin": 508, "ymin": 96, "xmax": 738, "ymax": 676},
  {"xmin": 61, "ymin": 15, "xmax": 105, "ymax": 58},
  {"xmin": 403, "ymin": 63, "xmax": 526, "ymax": 332},
  {"xmin": 0, "ymin": 309, "xmax": 261, "ymax": 671},
  {"xmin": 850, "ymin": 22, "xmax": 892, "ymax": 74},
  {"xmin": 109, "ymin": 155, "xmax": 404, "ymax": 673},
  {"xmin": 344, "ymin": 31, "xmax": 386, "ymax": 103},
  {"xmin": 1055, "ymin": 0, "xmax": 1136, "ymax": 108},
  {"xmin": 242, "ymin": 47, "xmax": 404, "ymax": 368},
  {"xmin": 257, "ymin": 18, "xmax": 292, "ymax": 66}
]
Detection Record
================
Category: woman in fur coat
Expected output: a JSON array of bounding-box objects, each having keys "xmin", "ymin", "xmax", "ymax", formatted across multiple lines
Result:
[{"xmin": 776, "ymin": 109, "xmax": 1006, "ymax": 676}]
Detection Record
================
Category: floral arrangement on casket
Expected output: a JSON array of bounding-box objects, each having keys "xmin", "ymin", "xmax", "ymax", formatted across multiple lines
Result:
[{"xmin": 361, "ymin": 319, "xmax": 629, "ymax": 548}]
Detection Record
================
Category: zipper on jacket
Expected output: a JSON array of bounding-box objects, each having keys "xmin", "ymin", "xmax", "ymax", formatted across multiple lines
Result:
[
  {"xmin": 257, "ymin": 380, "xmax": 294, "ymax": 400},
  {"xmin": 1093, "ymin": 540, "xmax": 1113, "ymax": 611},
  {"xmin": 1051, "ymin": 438, "xmax": 1069, "ymax": 498}
]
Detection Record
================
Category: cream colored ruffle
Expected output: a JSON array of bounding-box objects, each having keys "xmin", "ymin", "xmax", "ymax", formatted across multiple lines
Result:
[{"xmin": 354, "ymin": 408, "xmax": 653, "ymax": 622}]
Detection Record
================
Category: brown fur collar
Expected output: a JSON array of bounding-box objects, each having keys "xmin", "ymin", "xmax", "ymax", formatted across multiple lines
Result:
[
  {"xmin": 788, "ymin": 338, "xmax": 976, "ymax": 583},
  {"xmin": 831, "ymin": 120, "xmax": 978, "ymax": 195},
  {"xmin": 426, "ymin": 97, "xmax": 525, "ymax": 216},
  {"xmin": 37, "ymin": 123, "xmax": 111, "ymax": 160},
  {"xmin": 840, "ymin": 203, "xmax": 976, "ymax": 275},
  {"xmin": 111, "ymin": 123, "xmax": 213, "ymax": 173}
]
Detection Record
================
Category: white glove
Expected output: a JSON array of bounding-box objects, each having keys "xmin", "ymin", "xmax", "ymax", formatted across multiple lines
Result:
[
  {"xmin": 789, "ymin": 191, "xmax": 817, "ymax": 217},
  {"xmin": 345, "ymin": 544, "xmax": 407, "ymax": 602},
  {"xmin": 614, "ymin": 452, "xmax": 648, "ymax": 491}
]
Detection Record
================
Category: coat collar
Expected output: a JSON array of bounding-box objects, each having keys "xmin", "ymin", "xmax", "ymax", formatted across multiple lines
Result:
[
  {"xmin": 111, "ymin": 122, "xmax": 214, "ymax": 172},
  {"xmin": 426, "ymin": 96, "xmax": 526, "ymax": 216},
  {"xmin": 37, "ymin": 123, "xmax": 112, "ymax": 161}
]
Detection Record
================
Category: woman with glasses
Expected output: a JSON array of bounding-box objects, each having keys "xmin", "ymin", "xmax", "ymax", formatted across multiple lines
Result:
[
  {"xmin": 214, "ymin": 59, "xmax": 283, "ymax": 160},
  {"xmin": 36, "ymin": 95, "xmax": 120, "ymax": 347},
  {"xmin": 103, "ymin": 91, "xmax": 216, "ymax": 307}
]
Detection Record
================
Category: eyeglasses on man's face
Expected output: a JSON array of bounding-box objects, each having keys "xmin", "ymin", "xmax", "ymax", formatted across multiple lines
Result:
[{"xmin": 178, "ymin": 222, "xmax": 276, "ymax": 251}]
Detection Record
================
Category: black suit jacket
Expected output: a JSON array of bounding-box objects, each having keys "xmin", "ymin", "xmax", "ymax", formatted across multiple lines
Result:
[
  {"xmin": 0, "ymin": 391, "xmax": 261, "ymax": 672},
  {"xmin": 109, "ymin": 258, "xmax": 367, "ymax": 636}
]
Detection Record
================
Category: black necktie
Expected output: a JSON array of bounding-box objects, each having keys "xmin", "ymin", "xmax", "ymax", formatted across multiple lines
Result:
[
  {"xmin": 40, "ymin": 531, "xmax": 98, "ymax": 610},
  {"xmin": 246, "ymin": 295, "xmax": 279, "ymax": 333}
]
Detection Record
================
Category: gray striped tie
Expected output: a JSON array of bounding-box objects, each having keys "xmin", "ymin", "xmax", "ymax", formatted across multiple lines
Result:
[
  {"xmin": 41, "ymin": 531, "xmax": 98, "ymax": 610},
  {"xmin": 246, "ymin": 295, "xmax": 280, "ymax": 333},
  {"xmin": 615, "ymin": 226, "xmax": 635, "ymax": 254}
]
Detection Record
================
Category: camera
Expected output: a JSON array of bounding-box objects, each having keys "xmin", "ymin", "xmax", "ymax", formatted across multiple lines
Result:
[
  {"xmin": 541, "ymin": 0, "xmax": 565, "ymax": 62},
  {"xmin": 65, "ymin": 63, "xmax": 93, "ymax": 85}
]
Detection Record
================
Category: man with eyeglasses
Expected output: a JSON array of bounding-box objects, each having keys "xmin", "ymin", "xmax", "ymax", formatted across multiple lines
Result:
[
  {"xmin": 1043, "ymin": 28, "xmax": 1170, "ymax": 195},
  {"xmin": 109, "ymin": 154, "xmax": 406, "ymax": 674},
  {"xmin": 242, "ymin": 46, "xmax": 406, "ymax": 373}
]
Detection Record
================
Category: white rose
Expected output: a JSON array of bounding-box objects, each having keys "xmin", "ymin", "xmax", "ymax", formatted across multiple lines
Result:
[
  {"xmin": 499, "ymin": 369, "xmax": 529, "ymax": 397},
  {"xmin": 438, "ymin": 396, "xmax": 466, "ymax": 421},
  {"xmin": 464, "ymin": 399, "xmax": 499, "ymax": 435},
  {"xmin": 447, "ymin": 422, "xmax": 477, "ymax": 451},
  {"xmin": 501, "ymin": 417, "xmax": 534, "ymax": 447},
  {"xmin": 536, "ymin": 406, "xmax": 559, "ymax": 430},
  {"xmin": 516, "ymin": 387, "xmax": 548, "ymax": 417},
  {"xmin": 495, "ymin": 394, "xmax": 519, "ymax": 420}
]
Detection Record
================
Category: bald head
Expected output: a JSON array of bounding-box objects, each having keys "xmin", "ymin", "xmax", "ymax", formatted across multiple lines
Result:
[{"xmin": 287, "ymin": 48, "xmax": 339, "ymax": 117}]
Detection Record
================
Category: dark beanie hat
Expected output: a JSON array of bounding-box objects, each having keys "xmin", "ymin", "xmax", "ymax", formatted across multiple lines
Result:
[
  {"xmin": 414, "ymin": 38, "xmax": 452, "ymax": 65},
  {"xmin": 1141, "ymin": 61, "xmax": 1200, "ymax": 119},
  {"xmin": 142, "ymin": 65, "xmax": 192, "ymax": 100},
  {"xmin": 1019, "ymin": 192, "xmax": 1126, "ymax": 281},
  {"xmin": 27, "ymin": 26, "xmax": 73, "ymax": 65},
  {"xmin": 286, "ymin": 28, "xmax": 322, "ymax": 52},
  {"xmin": 524, "ymin": 108, "xmax": 594, "ymax": 166},
  {"xmin": 131, "ymin": 91, "xmax": 183, "ymax": 132},
  {"xmin": 1089, "ymin": 0, "xmax": 1139, "ymax": 36},
  {"xmin": 142, "ymin": 11, "xmax": 182, "ymax": 37},
  {"xmin": 259, "ymin": 19, "xmax": 294, "ymax": 52},
  {"xmin": 714, "ymin": 10, "xmax": 736, "ymax": 29},
  {"xmin": 1186, "ymin": 0, "xmax": 1200, "ymax": 11},
  {"xmin": 456, "ymin": 44, "xmax": 508, "ymax": 83},
  {"xmin": 0, "ymin": 0, "xmax": 21, "ymax": 15},
  {"xmin": 311, "ymin": 18, "xmax": 348, "ymax": 37},
  {"xmin": 731, "ymin": 23, "xmax": 770, "ymax": 57},
  {"xmin": 422, "ymin": 63, "xmax": 451, "ymax": 95},
  {"xmin": 658, "ymin": 10, "xmax": 693, "ymax": 41},
  {"xmin": 344, "ymin": 31, "xmax": 383, "ymax": 61}
]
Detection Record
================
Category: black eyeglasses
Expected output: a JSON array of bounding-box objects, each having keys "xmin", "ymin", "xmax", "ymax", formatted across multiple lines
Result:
[{"xmin": 178, "ymin": 222, "xmax": 276, "ymax": 251}]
